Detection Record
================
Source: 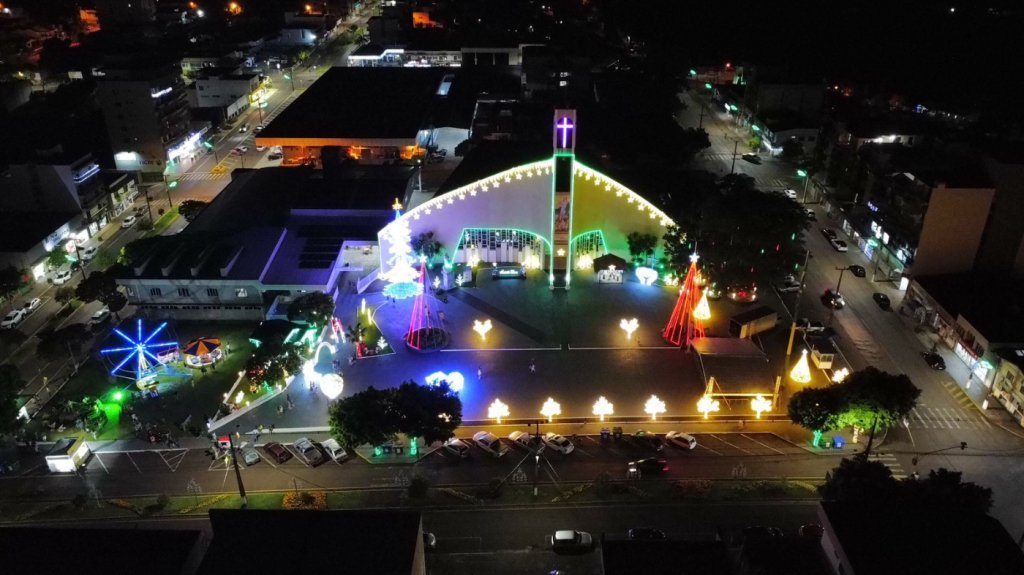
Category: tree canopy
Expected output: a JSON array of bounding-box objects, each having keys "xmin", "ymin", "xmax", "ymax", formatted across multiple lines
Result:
[
  {"xmin": 411, "ymin": 232, "xmax": 442, "ymax": 260},
  {"xmin": 177, "ymin": 200, "xmax": 210, "ymax": 223},
  {"xmin": 788, "ymin": 367, "xmax": 921, "ymax": 432},
  {"xmin": 287, "ymin": 292, "xmax": 335, "ymax": 328},
  {"xmin": 0, "ymin": 364, "xmax": 25, "ymax": 435},
  {"xmin": 35, "ymin": 323, "xmax": 91, "ymax": 361},
  {"xmin": 75, "ymin": 270, "xmax": 127, "ymax": 313},
  {"xmin": 626, "ymin": 232, "xmax": 658, "ymax": 265},
  {"xmin": 822, "ymin": 457, "xmax": 993, "ymax": 515},
  {"xmin": 0, "ymin": 266, "xmax": 23, "ymax": 302},
  {"xmin": 662, "ymin": 174, "xmax": 810, "ymax": 287},
  {"xmin": 328, "ymin": 381, "xmax": 463, "ymax": 448}
]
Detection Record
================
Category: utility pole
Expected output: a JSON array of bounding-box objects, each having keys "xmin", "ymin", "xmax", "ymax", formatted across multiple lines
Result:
[
  {"xmin": 228, "ymin": 427, "xmax": 248, "ymax": 508},
  {"xmin": 785, "ymin": 249, "xmax": 813, "ymax": 358},
  {"xmin": 532, "ymin": 420, "xmax": 542, "ymax": 497},
  {"xmin": 826, "ymin": 266, "xmax": 851, "ymax": 327},
  {"xmin": 143, "ymin": 190, "xmax": 154, "ymax": 224},
  {"xmin": 730, "ymin": 139, "xmax": 739, "ymax": 174},
  {"xmin": 698, "ymin": 101, "xmax": 705, "ymax": 129},
  {"xmin": 72, "ymin": 242, "xmax": 88, "ymax": 280}
]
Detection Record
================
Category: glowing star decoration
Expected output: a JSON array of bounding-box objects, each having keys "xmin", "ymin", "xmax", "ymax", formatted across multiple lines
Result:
[
  {"xmin": 635, "ymin": 266, "xmax": 658, "ymax": 286},
  {"xmin": 693, "ymin": 290, "xmax": 711, "ymax": 321},
  {"xmin": 593, "ymin": 396, "xmax": 614, "ymax": 421},
  {"xmin": 540, "ymin": 397, "xmax": 561, "ymax": 423},
  {"xmin": 750, "ymin": 395, "xmax": 772, "ymax": 419},
  {"xmin": 425, "ymin": 371, "xmax": 465, "ymax": 393},
  {"xmin": 488, "ymin": 398, "xmax": 510, "ymax": 424},
  {"xmin": 557, "ymin": 248, "xmax": 566, "ymax": 257},
  {"xmin": 473, "ymin": 319, "xmax": 493, "ymax": 341},
  {"xmin": 790, "ymin": 349, "xmax": 812, "ymax": 384},
  {"xmin": 619, "ymin": 318, "xmax": 639, "ymax": 341},
  {"xmin": 576, "ymin": 254, "xmax": 594, "ymax": 270},
  {"xmin": 644, "ymin": 395, "xmax": 666, "ymax": 421},
  {"xmin": 320, "ymin": 373, "xmax": 344, "ymax": 400},
  {"xmin": 831, "ymin": 367, "xmax": 850, "ymax": 383},
  {"xmin": 381, "ymin": 217, "xmax": 422, "ymax": 299},
  {"xmin": 697, "ymin": 395, "xmax": 720, "ymax": 419}
]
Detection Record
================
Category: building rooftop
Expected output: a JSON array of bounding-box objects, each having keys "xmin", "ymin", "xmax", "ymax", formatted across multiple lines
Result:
[
  {"xmin": 0, "ymin": 211, "xmax": 79, "ymax": 253},
  {"xmin": 258, "ymin": 67, "xmax": 452, "ymax": 141},
  {"xmin": 821, "ymin": 501, "xmax": 1024, "ymax": 575},
  {"xmin": 1, "ymin": 525, "xmax": 203, "ymax": 575},
  {"xmin": 198, "ymin": 509, "xmax": 422, "ymax": 574},
  {"xmin": 914, "ymin": 273, "xmax": 1024, "ymax": 344}
]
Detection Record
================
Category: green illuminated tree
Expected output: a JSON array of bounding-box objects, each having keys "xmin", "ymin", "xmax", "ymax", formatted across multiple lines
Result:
[
  {"xmin": 626, "ymin": 232, "xmax": 658, "ymax": 265},
  {"xmin": 46, "ymin": 249, "xmax": 68, "ymax": 271},
  {"xmin": 788, "ymin": 386, "xmax": 842, "ymax": 432},
  {"xmin": 789, "ymin": 367, "xmax": 920, "ymax": 433}
]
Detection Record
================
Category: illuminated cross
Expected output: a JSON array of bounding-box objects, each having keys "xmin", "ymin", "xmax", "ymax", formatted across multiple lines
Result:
[{"xmin": 556, "ymin": 117, "xmax": 574, "ymax": 149}]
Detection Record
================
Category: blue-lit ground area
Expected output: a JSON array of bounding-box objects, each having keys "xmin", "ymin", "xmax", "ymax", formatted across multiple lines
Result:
[{"xmin": 232, "ymin": 269, "xmax": 791, "ymax": 430}]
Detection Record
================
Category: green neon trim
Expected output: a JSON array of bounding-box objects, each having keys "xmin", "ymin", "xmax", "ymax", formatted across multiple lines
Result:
[
  {"xmin": 566, "ymin": 152, "xmax": 575, "ymax": 283},
  {"xmin": 570, "ymin": 229, "xmax": 609, "ymax": 255},
  {"xmin": 453, "ymin": 227, "xmax": 552, "ymax": 251},
  {"xmin": 549, "ymin": 154, "xmax": 558, "ymax": 284}
]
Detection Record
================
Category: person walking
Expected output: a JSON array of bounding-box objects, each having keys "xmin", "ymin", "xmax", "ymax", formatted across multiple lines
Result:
[
  {"xmin": 477, "ymin": 366, "xmax": 483, "ymax": 380},
  {"xmin": 529, "ymin": 359, "xmax": 536, "ymax": 374}
]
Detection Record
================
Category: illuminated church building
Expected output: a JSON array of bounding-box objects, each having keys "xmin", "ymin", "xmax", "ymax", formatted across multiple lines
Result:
[{"xmin": 378, "ymin": 110, "xmax": 677, "ymax": 287}]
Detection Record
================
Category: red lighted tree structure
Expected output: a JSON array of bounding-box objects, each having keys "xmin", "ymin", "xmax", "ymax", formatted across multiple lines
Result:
[
  {"xmin": 405, "ymin": 258, "xmax": 448, "ymax": 350},
  {"xmin": 663, "ymin": 253, "xmax": 707, "ymax": 348}
]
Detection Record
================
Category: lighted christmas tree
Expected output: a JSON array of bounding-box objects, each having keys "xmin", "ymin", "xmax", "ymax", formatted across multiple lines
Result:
[
  {"xmin": 405, "ymin": 257, "xmax": 447, "ymax": 350},
  {"xmin": 382, "ymin": 218, "xmax": 422, "ymax": 299},
  {"xmin": 663, "ymin": 253, "xmax": 707, "ymax": 348}
]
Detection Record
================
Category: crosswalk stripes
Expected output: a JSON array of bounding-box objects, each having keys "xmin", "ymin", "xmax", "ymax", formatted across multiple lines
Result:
[
  {"xmin": 909, "ymin": 405, "xmax": 992, "ymax": 430},
  {"xmin": 178, "ymin": 172, "xmax": 230, "ymax": 181},
  {"xmin": 869, "ymin": 453, "xmax": 907, "ymax": 479},
  {"xmin": 941, "ymin": 380, "xmax": 977, "ymax": 409}
]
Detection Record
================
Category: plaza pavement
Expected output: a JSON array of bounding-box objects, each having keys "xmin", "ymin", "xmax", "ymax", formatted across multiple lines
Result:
[{"xmin": 232, "ymin": 269, "xmax": 808, "ymax": 430}]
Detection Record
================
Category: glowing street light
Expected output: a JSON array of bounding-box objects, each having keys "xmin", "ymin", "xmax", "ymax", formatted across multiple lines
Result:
[
  {"xmin": 790, "ymin": 349, "xmax": 812, "ymax": 384},
  {"xmin": 540, "ymin": 397, "xmax": 561, "ymax": 423},
  {"xmin": 227, "ymin": 1, "xmax": 242, "ymax": 14},
  {"xmin": 619, "ymin": 318, "xmax": 639, "ymax": 341},
  {"xmin": 488, "ymin": 399, "xmax": 509, "ymax": 424},
  {"xmin": 644, "ymin": 395, "xmax": 666, "ymax": 421},
  {"xmin": 593, "ymin": 396, "xmax": 614, "ymax": 421},
  {"xmin": 697, "ymin": 394, "xmax": 720, "ymax": 419},
  {"xmin": 473, "ymin": 319, "xmax": 493, "ymax": 341},
  {"xmin": 750, "ymin": 394, "xmax": 772, "ymax": 419}
]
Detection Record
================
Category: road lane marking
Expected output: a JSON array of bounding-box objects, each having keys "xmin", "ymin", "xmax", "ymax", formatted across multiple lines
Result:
[
  {"xmin": 158, "ymin": 449, "xmax": 188, "ymax": 472},
  {"xmin": 125, "ymin": 453, "xmax": 142, "ymax": 473},
  {"xmin": 740, "ymin": 434, "xmax": 785, "ymax": 455},
  {"xmin": 912, "ymin": 408, "xmax": 928, "ymax": 428},
  {"xmin": 708, "ymin": 434, "xmax": 753, "ymax": 455},
  {"xmin": 93, "ymin": 453, "xmax": 109, "ymax": 474},
  {"xmin": 940, "ymin": 408, "xmax": 961, "ymax": 429}
]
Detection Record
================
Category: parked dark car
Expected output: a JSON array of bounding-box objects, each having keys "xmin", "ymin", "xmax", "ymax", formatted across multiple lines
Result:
[
  {"xmin": 263, "ymin": 442, "xmax": 292, "ymax": 463},
  {"xmin": 848, "ymin": 265, "xmax": 866, "ymax": 277},
  {"xmin": 632, "ymin": 430, "xmax": 664, "ymax": 452},
  {"xmin": 628, "ymin": 457, "xmax": 669, "ymax": 475},
  {"xmin": 820, "ymin": 227, "xmax": 837, "ymax": 240},
  {"xmin": 873, "ymin": 293, "xmax": 891, "ymax": 310},
  {"xmin": 629, "ymin": 527, "xmax": 667, "ymax": 540},
  {"xmin": 921, "ymin": 351, "xmax": 946, "ymax": 370},
  {"xmin": 820, "ymin": 289, "xmax": 846, "ymax": 310}
]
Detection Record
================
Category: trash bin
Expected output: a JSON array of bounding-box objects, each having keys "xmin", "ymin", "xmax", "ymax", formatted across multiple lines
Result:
[
  {"xmin": 823, "ymin": 440, "xmax": 833, "ymax": 449},
  {"xmin": 383, "ymin": 444, "xmax": 393, "ymax": 455},
  {"xmin": 612, "ymin": 426, "xmax": 623, "ymax": 440},
  {"xmin": 395, "ymin": 445, "xmax": 404, "ymax": 455},
  {"xmin": 832, "ymin": 436, "xmax": 845, "ymax": 449},
  {"xmin": 600, "ymin": 428, "xmax": 611, "ymax": 440}
]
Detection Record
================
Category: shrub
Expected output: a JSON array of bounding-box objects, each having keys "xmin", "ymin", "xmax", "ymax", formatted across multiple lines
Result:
[
  {"xmin": 673, "ymin": 479, "xmax": 713, "ymax": 499},
  {"xmin": 283, "ymin": 490, "xmax": 326, "ymax": 510},
  {"xmin": 155, "ymin": 493, "xmax": 170, "ymax": 509},
  {"xmin": 408, "ymin": 475, "xmax": 429, "ymax": 499}
]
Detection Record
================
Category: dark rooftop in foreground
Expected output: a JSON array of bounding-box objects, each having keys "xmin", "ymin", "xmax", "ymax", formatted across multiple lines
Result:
[
  {"xmin": 258, "ymin": 67, "xmax": 450, "ymax": 140},
  {"xmin": 198, "ymin": 509, "xmax": 422, "ymax": 575},
  {"xmin": 1, "ymin": 525, "xmax": 204, "ymax": 575},
  {"xmin": 821, "ymin": 501, "xmax": 1024, "ymax": 575},
  {"xmin": 601, "ymin": 538, "xmax": 730, "ymax": 575},
  {"xmin": 913, "ymin": 273, "xmax": 1024, "ymax": 344}
]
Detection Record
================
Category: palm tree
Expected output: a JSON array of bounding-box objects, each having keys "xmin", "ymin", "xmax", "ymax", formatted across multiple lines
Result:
[{"xmin": 345, "ymin": 322, "xmax": 366, "ymax": 343}]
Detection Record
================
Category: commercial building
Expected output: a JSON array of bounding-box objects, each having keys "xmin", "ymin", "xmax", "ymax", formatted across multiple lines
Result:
[
  {"xmin": 901, "ymin": 273, "xmax": 1024, "ymax": 390},
  {"xmin": 117, "ymin": 165, "xmax": 412, "ymax": 320},
  {"xmin": 98, "ymin": 64, "xmax": 206, "ymax": 181},
  {"xmin": 256, "ymin": 66, "xmax": 518, "ymax": 164},
  {"xmin": 187, "ymin": 69, "xmax": 263, "ymax": 122},
  {"xmin": 757, "ymin": 115, "xmax": 820, "ymax": 157}
]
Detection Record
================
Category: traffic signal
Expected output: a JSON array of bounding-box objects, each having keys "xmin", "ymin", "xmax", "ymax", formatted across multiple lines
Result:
[{"xmin": 797, "ymin": 169, "xmax": 808, "ymax": 177}]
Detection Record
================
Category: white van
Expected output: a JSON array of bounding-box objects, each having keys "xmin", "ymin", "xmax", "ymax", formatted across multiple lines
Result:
[{"xmin": 472, "ymin": 431, "xmax": 509, "ymax": 458}]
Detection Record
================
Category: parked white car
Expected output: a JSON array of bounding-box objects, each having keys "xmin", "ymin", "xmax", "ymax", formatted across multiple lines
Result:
[
  {"xmin": 121, "ymin": 215, "xmax": 137, "ymax": 229},
  {"xmin": 548, "ymin": 530, "xmax": 593, "ymax": 554},
  {"xmin": 80, "ymin": 246, "xmax": 98, "ymax": 261},
  {"xmin": 1, "ymin": 309, "xmax": 25, "ymax": 329},
  {"xmin": 542, "ymin": 432, "xmax": 574, "ymax": 454},
  {"xmin": 665, "ymin": 431, "xmax": 697, "ymax": 450},
  {"xmin": 443, "ymin": 438, "xmax": 471, "ymax": 458},
  {"xmin": 24, "ymin": 297, "xmax": 42, "ymax": 312},
  {"xmin": 472, "ymin": 431, "xmax": 509, "ymax": 458},
  {"xmin": 293, "ymin": 437, "xmax": 324, "ymax": 466},
  {"xmin": 320, "ymin": 438, "xmax": 349, "ymax": 462},
  {"xmin": 508, "ymin": 431, "xmax": 533, "ymax": 450},
  {"xmin": 53, "ymin": 269, "xmax": 73, "ymax": 285}
]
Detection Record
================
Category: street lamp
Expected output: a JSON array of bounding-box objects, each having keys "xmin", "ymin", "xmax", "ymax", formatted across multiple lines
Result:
[
  {"xmin": 797, "ymin": 169, "xmax": 810, "ymax": 203},
  {"xmin": 540, "ymin": 397, "xmax": 560, "ymax": 423},
  {"xmin": 228, "ymin": 425, "xmax": 249, "ymax": 507}
]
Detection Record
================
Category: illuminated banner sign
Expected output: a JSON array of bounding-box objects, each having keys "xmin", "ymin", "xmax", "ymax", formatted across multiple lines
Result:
[{"xmin": 598, "ymin": 268, "xmax": 623, "ymax": 283}]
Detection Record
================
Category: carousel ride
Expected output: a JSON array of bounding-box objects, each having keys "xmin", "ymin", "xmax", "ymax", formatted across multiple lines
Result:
[{"xmin": 100, "ymin": 319, "xmax": 191, "ymax": 389}]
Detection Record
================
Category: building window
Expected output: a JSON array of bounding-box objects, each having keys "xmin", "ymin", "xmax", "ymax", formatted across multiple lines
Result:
[
  {"xmin": 149, "ymin": 288, "xmax": 162, "ymax": 296},
  {"xmin": 235, "ymin": 288, "xmax": 248, "ymax": 298},
  {"xmin": 178, "ymin": 288, "xmax": 191, "ymax": 297},
  {"xmin": 207, "ymin": 288, "xmax": 219, "ymax": 297}
]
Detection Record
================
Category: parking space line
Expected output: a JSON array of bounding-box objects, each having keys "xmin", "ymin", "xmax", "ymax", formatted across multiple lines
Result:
[
  {"xmin": 158, "ymin": 449, "xmax": 188, "ymax": 472},
  {"xmin": 125, "ymin": 453, "xmax": 142, "ymax": 474},
  {"xmin": 695, "ymin": 443, "xmax": 723, "ymax": 456},
  {"xmin": 708, "ymin": 434, "xmax": 754, "ymax": 455},
  {"xmin": 93, "ymin": 453, "xmax": 109, "ymax": 474},
  {"xmin": 284, "ymin": 445, "xmax": 310, "ymax": 467},
  {"xmin": 740, "ymin": 434, "xmax": 785, "ymax": 455}
]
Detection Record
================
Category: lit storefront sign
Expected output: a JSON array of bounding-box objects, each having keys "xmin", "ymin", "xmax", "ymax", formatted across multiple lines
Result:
[{"xmin": 167, "ymin": 131, "xmax": 203, "ymax": 162}]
